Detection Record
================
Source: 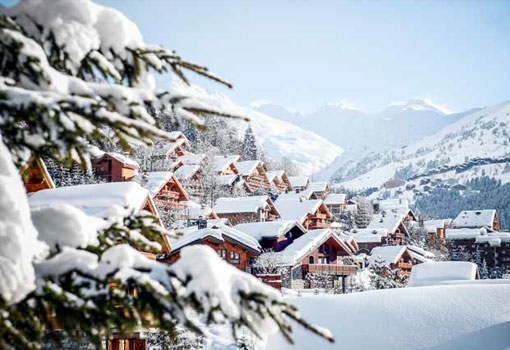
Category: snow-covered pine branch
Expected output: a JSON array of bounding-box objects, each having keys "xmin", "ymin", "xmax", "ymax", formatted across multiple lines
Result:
[{"xmin": 0, "ymin": 0, "xmax": 332, "ymax": 348}]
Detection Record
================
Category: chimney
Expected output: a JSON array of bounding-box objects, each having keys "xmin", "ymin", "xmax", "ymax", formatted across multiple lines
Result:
[{"xmin": 197, "ymin": 218, "xmax": 207, "ymax": 229}]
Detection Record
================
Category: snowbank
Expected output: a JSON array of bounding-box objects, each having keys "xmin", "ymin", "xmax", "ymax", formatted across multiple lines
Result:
[
  {"xmin": 408, "ymin": 261, "xmax": 479, "ymax": 287},
  {"xmin": 267, "ymin": 283, "xmax": 510, "ymax": 349}
]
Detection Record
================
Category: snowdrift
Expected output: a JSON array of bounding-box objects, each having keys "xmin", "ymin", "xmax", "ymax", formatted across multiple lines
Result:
[{"xmin": 267, "ymin": 283, "xmax": 510, "ymax": 349}]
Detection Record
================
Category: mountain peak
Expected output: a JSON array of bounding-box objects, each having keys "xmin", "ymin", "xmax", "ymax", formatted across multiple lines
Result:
[{"xmin": 386, "ymin": 99, "xmax": 451, "ymax": 115}]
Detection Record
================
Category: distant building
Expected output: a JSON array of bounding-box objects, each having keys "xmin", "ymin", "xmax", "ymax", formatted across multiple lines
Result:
[
  {"xmin": 21, "ymin": 157, "xmax": 55, "ymax": 193},
  {"xmin": 368, "ymin": 246, "xmax": 414, "ymax": 275},
  {"xmin": 214, "ymin": 195, "xmax": 280, "ymax": 225},
  {"xmin": 92, "ymin": 152, "xmax": 139, "ymax": 182},
  {"xmin": 288, "ymin": 176, "xmax": 310, "ymax": 192},
  {"xmin": 275, "ymin": 198, "xmax": 332, "ymax": 230}
]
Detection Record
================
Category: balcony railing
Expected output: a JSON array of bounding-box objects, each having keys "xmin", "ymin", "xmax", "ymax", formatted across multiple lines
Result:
[
  {"xmin": 396, "ymin": 262, "xmax": 413, "ymax": 270},
  {"xmin": 303, "ymin": 264, "xmax": 358, "ymax": 276},
  {"xmin": 158, "ymin": 190, "xmax": 181, "ymax": 200}
]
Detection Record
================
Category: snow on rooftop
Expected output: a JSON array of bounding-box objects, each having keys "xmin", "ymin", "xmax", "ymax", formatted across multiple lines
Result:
[
  {"xmin": 185, "ymin": 200, "xmax": 214, "ymax": 219},
  {"xmin": 475, "ymin": 231, "xmax": 510, "ymax": 246},
  {"xmin": 408, "ymin": 261, "xmax": 479, "ymax": 287},
  {"xmin": 214, "ymin": 155, "xmax": 240, "ymax": 172},
  {"xmin": 215, "ymin": 174, "xmax": 239, "ymax": 186},
  {"xmin": 234, "ymin": 220, "xmax": 306, "ymax": 241},
  {"xmin": 368, "ymin": 246, "xmax": 408, "ymax": 267},
  {"xmin": 214, "ymin": 196, "xmax": 275, "ymax": 215},
  {"xmin": 266, "ymin": 170, "xmax": 284, "ymax": 182},
  {"xmin": 235, "ymin": 160, "xmax": 263, "ymax": 176},
  {"xmin": 423, "ymin": 219, "xmax": 447, "ymax": 233},
  {"xmin": 377, "ymin": 198, "xmax": 409, "ymax": 211},
  {"xmin": 274, "ymin": 229, "xmax": 344, "ymax": 266},
  {"xmin": 366, "ymin": 211, "xmax": 406, "ymax": 234},
  {"xmin": 307, "ymin": 181, "xmax": 328, "ymax": 192},
  {"xmin": 267, "ymin": 283, "xmax": 510, "ymax": 349},
  {"xmin": 277, "ymin": 189, "xmax": 314, "ymax": 201},
  {"xmin": 324, "ymin": 193, "xmax": 346, "ymax": 205},
  {"xmin": 177, "ymin": 153, "xmax": 205, "ymax": 165},
  {"xmin": 446, "ymin": 228, "xmax": 487, "ymax": 240},
  {"xmin": 288, "ymin": 176, "xmax": 309, "ymax": 188},
  {"xmin": 28, "ymin": 182, "xmax": 150, "ymax": 218},
  {"xmin": 174, "ymin": 164, "xmax": 200, "ymax": 181},
  {"xmin": 452, "ymin": 210, "xmax": 496, "ymax": 229},
  {"xmin": 170, "ymin": 223, "xmax": 261, "ymax": 253},
  {"xmin": 152, "ymin": 139, "xmax": 187, "ymax": 158},
  {"xmin": 274, "ymin": 198, "xmax": 324, "ymax": 223},
  {"xmin": 105, "ymin": 152, "xmax": 139, "ymax": 168},
  {"xmin": 144, "ymin": 171, "xmax": 174, "ymax": 197},
  {"xmin": 350, "ymin": 228, "xmax": 389, "ymax": 243}
]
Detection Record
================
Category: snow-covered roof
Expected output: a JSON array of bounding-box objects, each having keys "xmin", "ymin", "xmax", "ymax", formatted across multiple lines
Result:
[
  {"xmin": 452, "ymin": 210, "xmax": 497, "ymax": 229},
  {"xmin": 215, "ymin": 174, "xmax": 239, "ymax": 186},
  {"xmin": 274, "ymin": 229, "xmax": 351, "ymax": 266},
  {"xmin": 366, "ymin": 210, "xmax": 407, "ymax": 234},
  {"xmin": 214, "ymin": 196, "xmax": 279, "ymax": 216},
  {"xmin": 144, "ymin": 171, "xmax": 173, "ymax": 197},
  {"xmin": 446, "ymin": 228, "xmax": 488, "ymax": 240},
  {"xmin": 185, "ymin": 200, "xmax": 216, "ymax": 219},
  {"xmin": 274, "ymin": 198, "xmax": 329, "ymax": 223},
  {"xmin": 94, "ymin": 152, "xmax": 139, "ymax": 168},
  {"xmin": 177, "ymin": 153, "xmax": 205, "ymax": 165},
  {"xmin": 167, "ymin": 131, "xmax": 188, "ymax": 141},
  {"xmin": 376, "ymin": 198, "xmax": 409, "ymax": 211},
  {"xmin": 408, "ymin": 261, "xmax": 479, "ymax": 287},
  {"xmin": 276, "ymin": 189, "xmax": 314, "ymax": 201},
  {"xmin": 234, "ymin": 220, "xmax": 307, "ymax": 241},
  {"xmin": 174, "ymin": 164, "xmax": 200, "ymax": 181},
  {"xmin": 214, "ymin": 155, "xmax": 240, "ymax": 173},
  {"xmin": 407, "ymin": 245, "xmax": 435, "ymax": 263},
  {"xmin": 288, "ymin": 176, "xmax": 309, "ymax": 188},
  {"xmin": 423, "ymin": 219, "xmax": 447, "ymax": 234},
  {"xmin": 350, "ymin": 228, "xmax": 389, "ymax": 243},
  {"xmin": 235, "ymin": 160, "xmax": 265, "ymax": 176},
  {"xmin": 308, "ymin": 181, "xmax": 328, "ymax": 192},
  {"xmin": 170, "ymin": 223, "xmax": 261, "ymax": 254},
  {"xmin": 475, "ymin": 231, "xmax": 510, "ymax": 246},
  {"xmin": 266, "ymin": 170, "xmax": 284, "ymax": 182},
  {"xmin": 368, "ymin": 246, "xmax": 409, "ymax": 267},
  {"xmin": 324, "ymin": 193, "xmax": 346, "ymax": 205},
  {"xmin": 28, "ymin": 182, "xmax": 151, "ymax": 218},
  {"xmin": 152, "ymin": 139, "xmax": 188, "ymax": 158}
]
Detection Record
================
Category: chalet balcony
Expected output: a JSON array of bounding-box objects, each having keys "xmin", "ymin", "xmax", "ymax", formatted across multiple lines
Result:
[
  {"xmin": 315, "ymin": 213, "xmax": 328, "ymax": 219},
  {"xmin": 303, "ymin": 264, "xmax": 358, "ymax": 276},
  {"xmin": 309, "ymin": 221, "xmax": 329, "ymax": 229},
  {"xmin": 275, "ymin": 184, "xmax": 288, "ymax": 193},
  {"xmin": 158, "ymin": 190, "xmax": 181, "ymax": 200},
  {"xmin": 396, "ymin": 262, "xmax": 413, "ymax": 270},
  {"xmin": 155, "ymin": 199, "xmax": 186, "ymax": 210}
]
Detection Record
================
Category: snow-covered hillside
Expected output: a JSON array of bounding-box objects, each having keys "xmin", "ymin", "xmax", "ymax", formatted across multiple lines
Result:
[
  {"xmin": 335, "ymin": 100, "xmax": 510, "ymax": 190},
  {"xmin": 173, "ymin": 82, "xmax": 343, "ymax": 175},
  {"xmin": 267, "ymin": 282, "xmax": 510, "ymax": 349},
  {"xmin": 254, "ymin": 99, "xmax": 470, "ymax": 166}
]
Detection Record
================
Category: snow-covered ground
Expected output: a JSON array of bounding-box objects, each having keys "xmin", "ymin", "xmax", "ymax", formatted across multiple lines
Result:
[{"xmin": 267, "ymin": 282, "xmax": 510, "ymax": 349}]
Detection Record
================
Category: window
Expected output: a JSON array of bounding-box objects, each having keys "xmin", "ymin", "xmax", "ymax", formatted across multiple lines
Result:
[
  {"xmin": 318, "ymin": 257, "xmax": 328, "ymax": 264},
  {"xmin": 230, "ymin": 251, "xmax": 240, "ymax": 264},
  {"xmin": 322, "ymin": 243, "xmax": 329, "ymax": 255},
  {"xmin": 309, "ymin": 256, "xmax": 314, "ymax": 264},
  {"xmin": 217, "ymin": 249, "xmax": 226, "ymax": 260}
]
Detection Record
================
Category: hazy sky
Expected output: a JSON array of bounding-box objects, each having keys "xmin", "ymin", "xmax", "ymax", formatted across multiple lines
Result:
[{"xmin": 4, "ymin": 0, "xmax": 510, "ymax": 113}]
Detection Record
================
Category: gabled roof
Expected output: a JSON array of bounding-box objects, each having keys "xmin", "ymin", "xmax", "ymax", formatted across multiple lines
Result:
[
  {"xmin": 174, "ymin": 164, "xmax": 200, "ymax": 181},
  {"xmin": 177, "ymin": 153, "xmax": 206, "ymax": 165},
  {"xmin": 324, "ymin": 193, "xmax": 347, "ymax": 205},
  {"xmin": 236, "ymin": 160, "xmax": 266, "ymax": 176},
  {"xmin": 266, "ymin": 170, "xmax": 284, "ymax": 183},
  {"xmin": 234, "ymin": 220, "xmax": 307, "ymax": 241},
  {"xmin": 28, "ymin": 182, "xmax": 153, "ymax": 218},
  {"xmin": 276, "ymin": 189, "xmax": 315, "ymax": 201},
  {"xmin": 350, "ymin": 228, "xmax": 389, "ymax": 243},
  {"xmin": 93, "ymin": 152, "xmax": 139, "ymax": 169},
  {"xmin": 215, "ymin": 174, "xmax": 239, "ymax": 186},
  {"xmin": 288, "ymin": 176, "xmax": 309, "ymax": 188},
  {"xmin": 308, "ymin": 181, "xmax": 328, "ymax": 192},
  {"xmin": 275, "ymin": 198, "xmax": 331, "ymax": 223},
  {"xmin": 22, "ymin": 157, "xmax": 55, "ymax": 193},
  {"xmin": 367, "ymin": 209, "xmax": 408, "ymax": 235},
  {"xmin": 214, "ymin": 195, "xmax": 279, "ymax": 216},
  {"xmin": 214, "ymin": 155, "xmax": 240, "ymax": 173},
  {"xmin": 452, "ymin": 210, "xmax": 497, "ymax": 229},
  {"xmin": 144, "ymin": 171, "xmax": 189, "ymax": 201},
  {"xmin": 169, "ymin": 223, "xmax": 261, "ymax": 254},
  {"xmin": 167, "ymin": 131, "xmax": 189, "ymax": 142},
  {"xmin": 368, "ymin": 246, "xmax": 411, "ymax": 267},
  {"xmin": 152, "ymin": 138, "xmax": 189, "ymax": 158},
  {"xmin": 407, "ymin": 245, "xmax": 435, "ymax": 263},
  {"xmin": 184, "ymin": 200, "xmax": 218, "ymax": 219},
  {"xmin": 423, "ymin": 219, "xmax": 447, "ymax": 233},
  {"xmin": 273, "ymin": 229, "xmax": 352, "ymax": 266}
]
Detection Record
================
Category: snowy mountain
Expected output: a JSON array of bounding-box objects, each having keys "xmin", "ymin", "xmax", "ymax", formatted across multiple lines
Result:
[
  {"xmin": 333, "ymin": 100, "xmax": 510, "ymax": 192},
  {"xmin": 254, "ymin": 99, "xmax": 468, "ymax": 164},
  {"xmin": 173, "ymin": 83, "xmax": 343, "ymax": 175}
]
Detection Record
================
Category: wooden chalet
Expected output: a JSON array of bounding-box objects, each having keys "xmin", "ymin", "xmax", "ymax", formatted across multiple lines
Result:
[
  {"xmin": 422, "ymin": 219, "xmax": 450, "ymax": 246},
  {"xmin": 92, "ymin": 152, "xmax": 139, "ymax": 183},
  {"xmin": 162, "ymin": 223, "xmax": 261, "ymax": 272},
  {"xmin": 268, "ymin": 229, "xmax": 358, "ymax": 290},
  {"xmin": 21, "ymin": 157, "xmax": 55, "ymax": 193},
  {"xmin": 184, "ymin": 200, "xmax": 219, "ymax": 220},
  {"xmin": 235, "ymin": 220, "xmax": 307, "ymax": 252},
  {"xmin": 274, "ymin": 198, "xmax": 332, "ymax": 230},
  {"xmin": 368, "ymin": 246, "xmax": 414, "ymax": 275},
  {"xmin": 214, "ymin": 155, "xmax": 240, "ymax": 175},
  {"xmin": 307, "ymin": 181, "xmax": 329, "ymax": 199},
  {"xmin": 287, "ymin": 176, "xmax": 310, "ymax": 192},
  {"xmin": 28, "ymin": 182, "xmax": 170, "ymax": 255},
  {"xmin": 452, "ymin": 210, "xmax": 500, "ymax": 232},
  {"xmin": 266, "ymin": 170, "xmax": 293, "ymax": 194},
  {"xmin": 145, "ymin": 171, "xmax": 189, "ymax": 211},
  {"xmin": 235, "ymin": 160, "xmax": 271, "ymax": 193},
  {"xmin": 213, "ymin": 195, "xmax": 280, "ymax": 225},
  {"xmin": 324, "ymin": 193, "xmax": 347, "ymax": 221},
  {"xmin": 174, "ymin": 164, "xmax": 202, "ymax": 196},
  {"xmin": 151, "ymin": 132, "xmax": 190, "ymax": 160}
]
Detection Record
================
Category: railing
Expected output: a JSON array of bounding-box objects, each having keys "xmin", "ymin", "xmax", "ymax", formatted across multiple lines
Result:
[
  {"xmin": 315, "ymin": 213, "xmax": 328, "ymax": 219},
  {"xmin": 303, "ymin": 264, "xmax": 358, "ymax": 275},
  {"xmin": 310, "ymin": 221, "xmax": 329, "ymax": 229},
  {"xmin": 158, "ymin": 190, "xmax": 181, "ymax": 200},
  {"xmin": 397, "ymin": 262, "xmax": 413, "ymax": 269}
]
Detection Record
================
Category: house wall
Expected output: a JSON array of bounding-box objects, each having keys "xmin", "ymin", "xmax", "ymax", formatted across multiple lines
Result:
[
  {"xmin": 92, "ymin": 156, "xmax": 136, "ymax": 182},
  {"xmin": 164, "ymin": 237, "xmax": 259, "ymax": 272},
  {"xmin": 22, "ymin": 159, "xmax": 54, "ymax": 193}
]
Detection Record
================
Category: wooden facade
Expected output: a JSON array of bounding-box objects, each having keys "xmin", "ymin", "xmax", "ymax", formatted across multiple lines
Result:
[
  {"xmin": 21, "ymin": 157, "xmax": 55, "ymax": 193},
  {"xmin": 92, "ymin": 153, "xmax": 138, "ymax": 182},
  {"xmin": 302, "ymin": 202, "xmax": 332, "ymax": 230},
  {"xmin": 242, "ymin": 164, "xmax": 271, "ymax": 193},
  {"xmin": 151, "ymin": 173, "xmax": 189, "ymax": 211}
]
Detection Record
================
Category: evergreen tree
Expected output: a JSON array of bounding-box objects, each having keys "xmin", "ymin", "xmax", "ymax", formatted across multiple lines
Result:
[
  {"xmin": 354, "ymin": 197, "xmax": 373, "ymax": 228},
  {"xmin": 241, "ymin": 126, "xmax": 258, "ymax": 160},
  {"xmin": 0, "ymin": 2, "xmax": 330, "ymax": 348}
]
